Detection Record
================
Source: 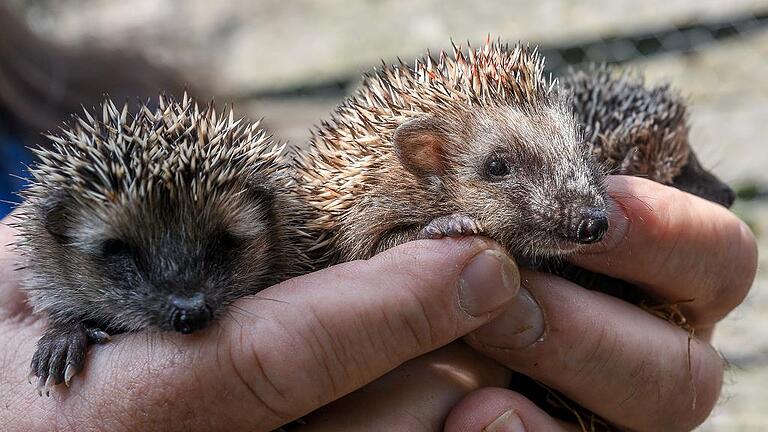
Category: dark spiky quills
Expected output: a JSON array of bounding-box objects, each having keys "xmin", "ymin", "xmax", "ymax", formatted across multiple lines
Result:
[
  {"xmin": 296, "ymin": 39, "xmax": 559, "ymax": 263},
  {"xmin": 562, "ymin": 65, "xmax": 691, "ymax": 185},
  {"xmin": 25, "ymin": 94, "xmax": 288, "ymax": 212}
]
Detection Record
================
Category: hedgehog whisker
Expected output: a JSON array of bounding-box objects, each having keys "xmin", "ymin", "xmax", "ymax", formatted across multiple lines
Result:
[
  {"xmin": 222, "ymin": 309, "xmax": 244, "ymax": 330},
  {"xmin": 248, "ymin": 294, "xmax": 290, "ymax": 305},
  {"xmin": 226, "ymin": 304, "xmax": 263, "ymax": 322}
]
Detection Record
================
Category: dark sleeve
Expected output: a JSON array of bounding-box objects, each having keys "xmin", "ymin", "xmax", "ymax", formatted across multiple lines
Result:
[{"xmin": 0, "ymin": 132, "xmax": 33, "ymax": 218}]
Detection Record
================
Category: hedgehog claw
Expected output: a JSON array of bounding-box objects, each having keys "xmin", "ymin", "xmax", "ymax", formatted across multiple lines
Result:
[
  {"xmin": 44, "ymin": 376, "xmax": 55, "ymax": 394},
  {"xmin": 35, "ymin": 376, "xmax": 46, "ymax": 396},
  {"xmin": 29, "ymin": 322, "xmax": 109, "ymax": 395},
  {"xmin": 418, "ymin": 214, "xmax": 484, "ymax": 240},
  {"xmin": 64, "ymin": 364, "xmax": 76, "ymax": 387}
]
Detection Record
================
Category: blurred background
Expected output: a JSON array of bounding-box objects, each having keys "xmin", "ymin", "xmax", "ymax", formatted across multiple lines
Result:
[{"xmin": 1, "ymin": 0, "xmax": 766, "ymax": 429}]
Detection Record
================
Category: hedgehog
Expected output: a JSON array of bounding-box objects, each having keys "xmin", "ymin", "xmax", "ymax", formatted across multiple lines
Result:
[
  {"xmin": 293, "ymin": 44, "xmax": 732, "ymax": 431},
  {"xmin": 13, "ymin": 94, "xmax": 310, "ymax": 394},
  {"xmin": 296, "ymin": 39, "xmax": 609, "ymax": 267},
  {"xmin": 562, "ymin": 65, "xmax": 734, "ymax": 208},
  {"xmin": 293, "ymin": 39, "xmax": 728, "ymax": 432}
]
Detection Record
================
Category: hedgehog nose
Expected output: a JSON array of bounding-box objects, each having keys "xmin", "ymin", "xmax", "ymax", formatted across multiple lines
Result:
[
  {"xmin": 169, "ymin": 293, "xmax": 211, "ymax": 334},
  {"xmin": 575, "ymin": 208, "xmax": 609, "ymax": 244},
  {"xmin": 719, "ymin": 186, "xmax": 736, "ymax": 208}
]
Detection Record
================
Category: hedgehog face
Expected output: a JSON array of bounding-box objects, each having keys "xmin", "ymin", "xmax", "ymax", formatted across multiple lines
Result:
[
  {"xmin": 18, "ymin": 97, "xmax": 305, "ymax": 335},
  {"xmin": 28, "ymin": 184, "xmax": 278, "ymax": 333},
  {"xmin": 393, "ymin": 105, "xmax": 608, "ymax": 260}
]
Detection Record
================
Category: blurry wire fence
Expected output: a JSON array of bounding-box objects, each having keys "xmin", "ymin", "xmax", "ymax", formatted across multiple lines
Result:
[
  {"xmin": 543, "ymin": 10, "xmax": 768, "ymax": 73},
  {"xmin": 207, "ymin": 8, "xmax": 768, "ymax": 99}
]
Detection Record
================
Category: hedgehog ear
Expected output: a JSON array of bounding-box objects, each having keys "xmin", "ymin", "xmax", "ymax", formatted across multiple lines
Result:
[
  {"xmin": 243, "ymin": 179, "xmax": 275, "ymax": 208},
  {"xmin": 393, "ymin": 117, "xmax": 448, "ymax": 178},
  {"xmin": 41, "ymin": 193, "xmax": 73, "ymax": 244},
  {"xmin": 239, "ymin": 178, "xmax": 277, "ymax": 225}
]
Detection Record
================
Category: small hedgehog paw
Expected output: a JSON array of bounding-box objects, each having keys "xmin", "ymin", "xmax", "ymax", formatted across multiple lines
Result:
[
  {"xmin": 417, "ymin": 214, "xmax": 484, "ymax": 240},
  {"xmin": 29, "ymin": 323, "xmax": 108, "ymax": 395}
]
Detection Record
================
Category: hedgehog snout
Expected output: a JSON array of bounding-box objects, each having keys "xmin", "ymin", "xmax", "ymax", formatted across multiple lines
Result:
[
  {"xmin": 565, "ymin": 207, "xmax": 608, "ymax": 244},
  {"xmin": 168, "ymin": 293, "xmax": 213, "ymax": 334}
]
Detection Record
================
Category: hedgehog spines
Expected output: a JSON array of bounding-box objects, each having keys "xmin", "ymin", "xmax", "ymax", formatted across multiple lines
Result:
[
  {"xmin": 562, "ymin": 64, "xmax": 691, "ymax": 184},
  {"xmin": 18, "ymin": 93, "xmax": 313, "ymax": 277},
  {"xmin": 23, "ymin": 94, "xmax": 288, "ymax": 210}
]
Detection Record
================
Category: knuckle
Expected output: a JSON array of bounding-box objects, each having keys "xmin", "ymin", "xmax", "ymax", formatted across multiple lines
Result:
[
  {"xmin": 646, "ymin": 192, "xmax": 684, "ymax": 262},
  {"xmin": 620, "ymin": 337, "xmax": 724, "ymax": 432},
  {"xmin": 694, "ymin": 218, "xmax": 758, "ymax": 323},
  {"xmin": 570, "ymin": 322, "xmax": 621, "ymax": 385},
  {"xmin": 727, "ymin": 220, "xmax": 759, "ymax": 304},
  {"xmin": 228, "ymin": 341, "xmax": 296, "ymax": 425},
  {"xmin": 370, "ymin": 252, "xmax": 462, "ymax": 355},
  {"xmin": 225, "ymin": 318, "xmax": 321, "ymax": 426},
  {"xmin": 554, "ymin": 310, "xmax": 723, "ymax": 432},
  {"xmin": 391, "ymin": 284, "xmax": 442, "ymax": 352},
  {"xmin": 638, "ymin": 188, "xmax": 756, "ymax": 325},
  {"xmin": 366, "ymin": 271, "xmax": 454, "ymax": 363},
  {"xmin": 399, "ymin": 270, "xmax": 461, "ymax": 349}
]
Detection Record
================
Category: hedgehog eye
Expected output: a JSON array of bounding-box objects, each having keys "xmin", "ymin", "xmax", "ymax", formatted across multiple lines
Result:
[
  {"xmin": 216, "ymin": 231, "xmax": 242, "ymax": 250},
  {"xmin": 101, "ymin": 239, "xmax": 131, "ymax": 257},
  {"xmin": 484, "ymin": 156, "xmax": 511, "ymax": 179}
]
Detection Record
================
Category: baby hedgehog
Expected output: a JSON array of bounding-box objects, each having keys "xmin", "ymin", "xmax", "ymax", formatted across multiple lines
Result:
[
  {"xmin": 296, "ymin": 39, "xmax": 609, "ymax": 266},
  {"xmin": 14, "ymin": 94, "xmax": 309, "ymax": 394},
  {"xmin": 562, "ymin": 65, "xmax": 734, "ymax": 207}
]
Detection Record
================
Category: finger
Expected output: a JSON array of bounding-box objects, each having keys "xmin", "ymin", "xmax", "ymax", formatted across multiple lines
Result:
[
  {"xmin": 0, "ymin": 214, "xmax": 30, "ymax": 319},
  {"xmin": 296, "ymin": 342, "xmax": 510, "ymax": 431},
  {"xmin": 444, "ymin": 387, "xmax": 574, "ymax": 432},
  {"xmin": 13, "ymin": 237, "xmax": 520, "ymax": 432},
  {"xmin": 570, "ymin": 175, "xmax": 758, "ymax": 326},
  {"xmin": 465, "ymin": 270, "xmax": 725, "ymax": 432}
]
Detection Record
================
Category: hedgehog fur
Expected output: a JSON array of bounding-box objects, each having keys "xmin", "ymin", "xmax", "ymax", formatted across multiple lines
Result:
[
  {"xmin": 562, "ymin": 65, "xmax": 733, "ymax": 207},
  {"xmin": 563, "ymin": 65, "xmax": 690, "ymax": 183}
]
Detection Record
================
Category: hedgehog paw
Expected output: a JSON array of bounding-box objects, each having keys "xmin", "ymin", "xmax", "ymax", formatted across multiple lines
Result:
[
  {"xmin": 29, "ymin": 323, "xmax": 109, "ymax": 395},
  {"xmin": 418, "ymin": 214, "xmax": 484, "ymax": 240}
]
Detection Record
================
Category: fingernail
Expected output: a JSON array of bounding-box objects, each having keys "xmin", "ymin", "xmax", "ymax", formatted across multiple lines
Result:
[
  {"xmin": 459, "ymin": 249, "xmax": 520, "ymax": 317},
  {"xmin": 485, "ymin": 409, "xmax": 526, "ymax": 432},
  {"xmin": 472, "ymin": 285, "xmax": 545, "ymax": 349},
  {"xmin": 582, "ymin": 196, "xmax": 629, "ymax": 254}
]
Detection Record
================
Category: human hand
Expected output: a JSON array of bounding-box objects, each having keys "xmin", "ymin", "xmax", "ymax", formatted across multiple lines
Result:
[
  {"xmin": 446, "ymin": 175, "xmax": 757, "ymax": 431},
  {"xmin": 297, "ymin": 175, "xmax": 757, "ymax": 432},
  {"xmin": 0, "ymin": 217, "xmax": 522, "ymax": 432}
]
